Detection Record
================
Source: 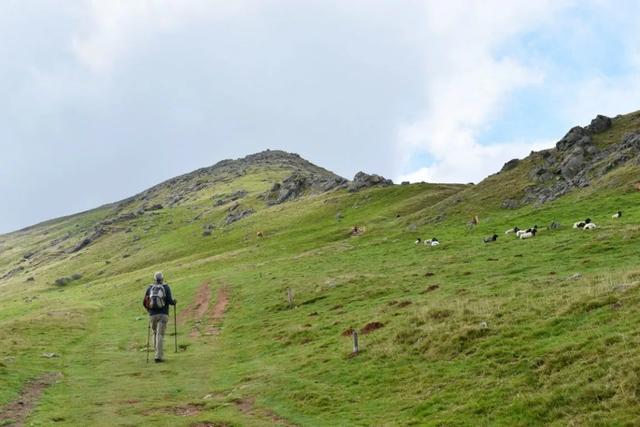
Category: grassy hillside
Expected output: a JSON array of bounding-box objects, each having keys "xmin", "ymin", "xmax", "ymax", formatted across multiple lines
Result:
[{"xmin": 2, "ymin": 113, "xmax": 640, "ymax": 426}]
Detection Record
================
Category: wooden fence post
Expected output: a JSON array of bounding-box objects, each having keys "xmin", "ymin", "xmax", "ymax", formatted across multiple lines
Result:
[{"xmin": 287, "ymin": 287, "xmax": 293, "ymax": 308}]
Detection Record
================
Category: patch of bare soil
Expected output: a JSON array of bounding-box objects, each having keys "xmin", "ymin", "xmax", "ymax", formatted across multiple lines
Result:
[
  {"xmin": 361, "ymin": 322, "xmax": 384, "ymax": 334},
  {"xmin": 421, "ymin": 284, "xmax": 440, "ymax": 293},
  {"xmin": 233, "ymin": 397, "xmax": 298, "ymax": 427},
  {"xmin": 0, "ymin": 372, "xmax": 61, "ymax": 427},
  {"xmin": 182, "ymin": 282, "xmax": 230, "ymax": 337},
  {"xmin": 179, "ymin": 282, "xmax": 212, "ymax": 324},
  {"xmin": 211, "ymin": 286, "xmax": 229, "ymax": 322}
]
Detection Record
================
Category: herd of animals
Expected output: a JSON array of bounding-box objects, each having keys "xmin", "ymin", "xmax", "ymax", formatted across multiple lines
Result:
[{"xmin": 414, "ymin": 211, "xmax": 623, "ymax": 246}]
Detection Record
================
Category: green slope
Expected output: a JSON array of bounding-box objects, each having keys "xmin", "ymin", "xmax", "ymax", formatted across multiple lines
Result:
[{"xmin": 1, "ymin": 113, "xmax": 640, "ymax": 426}]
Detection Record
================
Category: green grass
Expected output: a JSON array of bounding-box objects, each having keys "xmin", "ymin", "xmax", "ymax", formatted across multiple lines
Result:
[{"xmin": 2, "ymin": 122, "xmax": 640, "ymax": 425}]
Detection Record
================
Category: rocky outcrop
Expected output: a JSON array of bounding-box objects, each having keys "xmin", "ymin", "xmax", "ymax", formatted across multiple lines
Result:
[
  {"xmin": 224, "ymin": 209, "xmax": 254, "ymax": 225},
  {"xmin": 501, "ymin": 159, "xmax": 520, "ymax": 172},
  {"xmin": 347, "ymin": 172, "xmax": 393, "ymax": 192},
  {"xmin": 70, "ymin": 226, "xmax": 110, "ymax": 253},
  {"xmin": 213, "ymin": 189, "xmax": 248, "ymax": 207},
  {"xmin": 513, "ymin": 114, "xmax": 640, "ymax": 206},
  {"xmin": 264, "ymin": 173, "xmax": 347, "ymax": 205},
  {"xmin": 585, "ymin": 114, "xmax": 612, "ymax": 134}
]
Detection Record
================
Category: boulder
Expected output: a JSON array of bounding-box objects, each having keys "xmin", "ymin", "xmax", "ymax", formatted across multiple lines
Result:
[
  {"xmin": 347, "ymin": 172, "xmax": 393, "ymax": 192},
  {"xmin": 501, "ymin": 199, "xmax": 519, "ymax": 209},
  {"xmin": 224, "ymin": 209, "xmax": 255, "ymax": 225},
  {"xmin": 556, "ymin": 126, "xmax": 589, "ymax": 151},
  {"xmin": 560, "ymin": 153, "xmax": 585, "ymax": 179},
  {"xmin": 264, "ymin": 174, "xmax": 347, "ymax": 205},
  {"xmin": 500, "ymin": 159, "xmax": 520, "ymax": 172},
  {"xmin": 585, "ymin": 115, "xmax": 612, "ymax": 134}
]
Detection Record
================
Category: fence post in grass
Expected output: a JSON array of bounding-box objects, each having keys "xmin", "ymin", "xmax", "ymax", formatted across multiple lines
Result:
[
  {"xmin": 352, "ymin": 330, "xmax": 359, "ymax": 354},
  {"xmin": 287, "ymin": 287, "xmax": 293, "ymax": 308}
]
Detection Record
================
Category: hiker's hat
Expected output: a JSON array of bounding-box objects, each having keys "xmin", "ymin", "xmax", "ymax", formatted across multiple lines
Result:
[{"xmin": 154, "ymin": 271, "xmax": 164, "ymax": 282}]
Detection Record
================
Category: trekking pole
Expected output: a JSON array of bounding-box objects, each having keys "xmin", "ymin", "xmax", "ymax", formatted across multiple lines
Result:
[
  {"xmin": 174, "ymin": 302, "xmax": 178, "ymax": 353},
  {"xmin": 146, "ymin": 319, "xmax": 151, "ymax": 364}
]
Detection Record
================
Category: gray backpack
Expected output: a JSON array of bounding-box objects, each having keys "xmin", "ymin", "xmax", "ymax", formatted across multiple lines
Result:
[{"xmin": 148, "ymin": 284, "xmax": 166, "ymax": 309}]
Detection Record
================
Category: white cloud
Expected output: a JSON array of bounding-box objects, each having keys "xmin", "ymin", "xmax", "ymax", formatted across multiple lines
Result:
[
  {"xmin": 395, "ymin": 0, "xmax": 571, "ymax": 183},
  {"xmin": 71, "ymin": 0, "xmax": 253, "ymax": 73}
]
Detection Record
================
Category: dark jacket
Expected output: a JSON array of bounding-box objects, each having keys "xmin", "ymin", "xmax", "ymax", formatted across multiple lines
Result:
[{"xmin": 143, "ymin": 283, "xmax": 176, "ymax": 316}]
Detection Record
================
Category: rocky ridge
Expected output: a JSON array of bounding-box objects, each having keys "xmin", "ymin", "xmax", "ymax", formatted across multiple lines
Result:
[{"xmin": 499, "ymin": 113, "xmax": 640, "ymax": 208}]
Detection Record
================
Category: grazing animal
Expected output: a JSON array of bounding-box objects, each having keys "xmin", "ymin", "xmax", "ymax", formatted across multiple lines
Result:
[
  {"xmin": 415, "ymin": 238, "xmax": 422, "ymax": 244},
  {"xmin": 466, "ymin": 215, "xmax": 480, "ymax": 231},
  {"xmin": 583, "ymin": 223, "xmax": 597, "ymax": 230},
  {"xmin": 612, "ymin": 211, "xmax": 622, "ymax": 219},
  {"xmin": 483, "ymin": 234, "xmax": 498, "ymax": 243},
  {"xmin": 425, "ymin": 237, "xmax": 440, "ymax": 247},
  {"xmin": 256, "ymin": 231, "xmax": 264, "ymax": 238},
  {"xmin": 573, "ymin": 218, "xmax": 591, "ymax": 229},
  {"xmin": 519, "ymin": 228, "xmax": 537, "ymax": 239},
  {"xmin": 505, "ymin": 227, "xmax": 520, "ymax": 234},
  {"xmin": 516, "ymin": 225, "xmax": 537, "ymax": 237}
]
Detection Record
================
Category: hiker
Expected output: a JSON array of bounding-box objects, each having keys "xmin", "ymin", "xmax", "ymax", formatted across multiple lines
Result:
[{"xmin": 143, "ymin": 272, "xmax": 177, "ymax": 363}]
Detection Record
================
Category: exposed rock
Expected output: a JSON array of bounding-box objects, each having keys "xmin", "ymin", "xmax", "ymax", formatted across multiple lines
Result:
[
  {"xmin": 1, "ymin": 266, "xmax": 25, "ymax": 281},
  {"xmin": 264, "ymin": 173, "xmax": 347, "ymax": 205},
  {"xmin": 229, "ymin": 190, "xmax": 248, "ymax": 201},
  {"xmin": 224, "ymin": 209, "xmax": 255, "ymax": 225},
  {"xmin": 501, "ymin": 199, "xmax": 519, "ymax": 209},
  {"xmin": 518, "ymin": 121, "xmax": 640, "ymax": 206},
  {"xmin": 70, "ymin": 226, "xmax": 110, "ymax": 253},
  {"xmin": 401, "ymin": 181, "xmax": 410, "ymax": 185},
  {"xmin": 529, "ymin": 167, "xmax": 554, "ymax": 183},
  {"xmin": 54, "ymin": 274, "xmax": 82, "ymax": 286},
  {"xmin": 214, "ymin": 190, "xmax": 248, "ymax": 207},
  {"xmin": 556, "ymin": 126, "xmax": 589, "ymax": 151},
  {"xmin": 501, "ymin": 158, "xmax": 520, "ymax": 172},
  {"xmin": 585, "ymin": 115, "xmax": 612, "ymax": 134},
  {"xmin": 115, "ymin": 150, "xmax": 347, "ymax": 209},
  {"xmin": 347, "ymin": 172, "xmax": 393, "ymax": 192},
  {"xmin": 71, "ymin": 238, "xmax": 93, "ymax": 253},
  {"xmin": 560, "ymin": 152, "xmax": 585, "ymax": 179}
]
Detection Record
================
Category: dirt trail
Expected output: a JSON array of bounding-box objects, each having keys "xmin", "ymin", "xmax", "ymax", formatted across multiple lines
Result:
[
  {"xmin": 180, "ymin": 282, "xmax": 229, "ymax": 337},
  {"xmin": 0, "ymin": 372, "xmax": 61, "ymax": 426},
  {"xmin": 210, "ymin": 286, "xmax": 229, "ymax": 322},
  {"xmin": 173, "ymin": 283, "xmax": 295, "ymax": 425},
  {"xmin": 179, "ymin": 282, "xmax": 212, "ymax": 323}
]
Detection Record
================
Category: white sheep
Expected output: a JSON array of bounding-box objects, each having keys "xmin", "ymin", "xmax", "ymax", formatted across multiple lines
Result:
[
  {"xmin": 519, "ymin": 228, "xmax": 538, "ymax": 239},
  {"xmin": 424, "ymin": 237, "xmax": 440, "ymax": 246},
  {"xmin": 517, "ymin": 225, "xmax": 537, "ymax": 237},
  {"xmin": 414, "ymin": 238, "xmax": 422, "ymax": 244},
  {"xmin": 505, "ymin": 227, "xmax": 520, "ymax": 234},
  {"xmin": 573, "ymin": 218, "xmax": 591, "ymax": 229},
  {"xmin": 583, "ymin": 223, "xmax": 597, "ymax": 230},
  {"xmin": 612, "ymin": 211, "xmax": 622, "ymax": 219}
]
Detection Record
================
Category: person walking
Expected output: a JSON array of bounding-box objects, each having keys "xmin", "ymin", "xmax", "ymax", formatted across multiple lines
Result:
[{"xmin": 143, "ymin": 272, "xmax": 177, "ymax": 363}]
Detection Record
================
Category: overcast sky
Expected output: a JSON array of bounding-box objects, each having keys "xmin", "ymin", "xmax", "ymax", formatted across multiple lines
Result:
[{"xmin": 1, "ymin": 1, "xmax": 639, "ymax": 233}]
